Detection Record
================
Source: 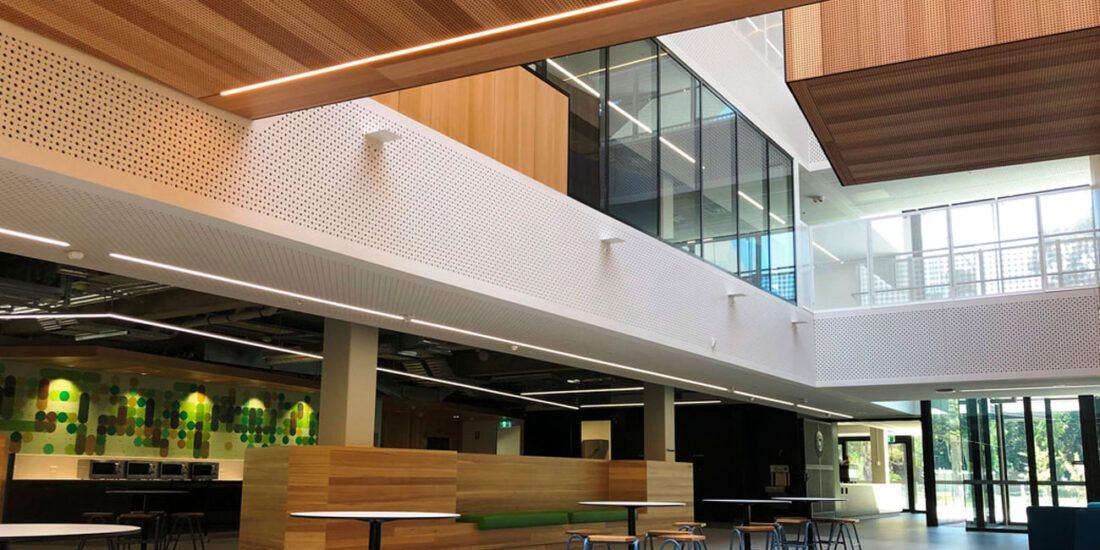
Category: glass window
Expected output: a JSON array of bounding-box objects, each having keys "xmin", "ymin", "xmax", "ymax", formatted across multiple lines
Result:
[
  {"xmin": 700, "ymin": 86, "xmax": 736, "ymax": 274},
  {"xmin": 737, "ymin": 119, "xmax": 768, "ymax": 285},
  {"xmin": 607, "ymin": 41, "xmax": 659, "ymax": 236},
  {"xmin": 843, "ymin": 440, "xmax": 873, "ymax": 482},
  {"xmin": 768, "ymin": 144, "xmax": 794, "ymax": 300},
  {"xmin": 658, "ymin": 55, "xmax": 700, "ymax": 249},
  {"xmin": 1040, "ymin": 189, "xmax": 1096, "ymax": 235},
  {"xmin": 810, "ymin": 221, "xmax": 869, "ymax": 310},
  {"xmin": 996, "ymin": 196, "xmax": 1042, "ymax": 293},
  {"xmin": 545, "ymin": 50, "xmax": 605, "ymax": 209},
  {"xmin": 950, "ymin": 203, "xmax": 999, "ymax": 297}
]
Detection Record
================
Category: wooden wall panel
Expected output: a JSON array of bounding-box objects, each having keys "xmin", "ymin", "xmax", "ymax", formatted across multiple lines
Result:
[
  {"xmin": 240, "ymin": 449, "xmax": 695, "ymax": 549},
  {"xmin": 785, "ymin": 0, "xmax": 1100, "ymax": 185},
  {"xmin": 456, "ymin": 454, "xmax": 609, "ymax": 513},
  {"xmin": 372, "ymin": 68, "xmax": 568, "ymax": 193}
]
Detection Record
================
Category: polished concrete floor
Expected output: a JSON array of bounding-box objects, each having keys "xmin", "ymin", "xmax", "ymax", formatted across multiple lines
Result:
[
  {"xmin": 706, "ymin": 514, "xmax": 1028, "ymax": 550},
  {"xmin": 19, "ymin": 515, "xmax": 1028, "ymax": 549}
]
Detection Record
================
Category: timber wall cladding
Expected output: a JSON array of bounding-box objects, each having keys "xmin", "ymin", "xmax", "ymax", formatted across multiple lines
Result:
[
  {"xmin": 239, "ymin": 447, "xmax": 694, "ymax": 550},
  {"xmin": 372, "ymin": 68, "xmax": 569, "ymax": 194}
]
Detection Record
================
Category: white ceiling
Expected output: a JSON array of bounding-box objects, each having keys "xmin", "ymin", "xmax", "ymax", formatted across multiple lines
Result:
[{"xmin": 800, "ymin": 156, "xmax": 1095, "ymax": 226}]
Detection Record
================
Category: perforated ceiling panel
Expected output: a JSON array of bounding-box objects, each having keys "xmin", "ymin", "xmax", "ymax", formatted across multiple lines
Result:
[
  {"xmin": 0, "ymin": 22, "xmax": 830, "ymax": 404},
  {"xmin": 815, "ymin": 291, "xmax": 1100, "ymax": 385}
]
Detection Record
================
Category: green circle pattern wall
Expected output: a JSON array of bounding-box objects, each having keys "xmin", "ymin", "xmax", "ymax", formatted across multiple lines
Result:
[{"xmin": 0, "ymin": 361, "xmax": 318, "ymax": 459}]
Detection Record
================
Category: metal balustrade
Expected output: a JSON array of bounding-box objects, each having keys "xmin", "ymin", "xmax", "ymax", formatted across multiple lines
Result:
[{"xmin": 809, "ymin": 187, "xmax": 1100, "ymax": 311}]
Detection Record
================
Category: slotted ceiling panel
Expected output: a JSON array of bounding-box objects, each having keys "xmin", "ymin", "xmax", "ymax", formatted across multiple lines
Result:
[{"xmin": 0, "ymin": 0, "xmax": 816, "ymax": 117}]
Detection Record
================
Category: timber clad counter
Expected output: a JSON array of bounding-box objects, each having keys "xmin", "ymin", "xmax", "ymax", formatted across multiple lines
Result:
[{"xmin": 239, "ymin": 447, "xmax": 694, "ymax": 550}]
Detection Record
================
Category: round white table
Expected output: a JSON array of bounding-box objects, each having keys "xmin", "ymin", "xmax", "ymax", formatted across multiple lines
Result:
[
  {"xmin": 0, "ymin": 523, "xmax": 139, "ymax": 550},
  {"xmin": 577, "ymin": 501, "xmax": 685, "ymax": 536},
  {"xmin": 291, "ymin": 511, "xmax": 460, "ymax": 550}
]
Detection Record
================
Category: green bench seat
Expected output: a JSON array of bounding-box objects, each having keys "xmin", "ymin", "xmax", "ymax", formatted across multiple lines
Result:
[
  {"xmin": 458, "ymin": 511, "xmax": 570, "ymax": 530},
  {"xmin": 456, "ymin": 509, "xmax": 630, "ymax": 530},
  {"xmin": 568, "ymin": 509, "xmax": 629, "ymax": 523}
]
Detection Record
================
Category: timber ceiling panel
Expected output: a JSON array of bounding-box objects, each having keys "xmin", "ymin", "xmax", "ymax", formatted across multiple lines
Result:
[
  {"xmin": 0, "ymin": 0, "xmax": 815, "ymax": 118},
  {"xmin": 785, "ymin": 0, "xmax": 1100, "ymax": 186}
]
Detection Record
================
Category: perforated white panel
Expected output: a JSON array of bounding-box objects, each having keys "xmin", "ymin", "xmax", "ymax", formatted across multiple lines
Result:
[
  {"xmin": 0, "ymin": 21, "xmax": 828, "ymax": 402},
  {"xmin": 815, "ymin": 291, "xmax": 1100, "ymax": 384}
]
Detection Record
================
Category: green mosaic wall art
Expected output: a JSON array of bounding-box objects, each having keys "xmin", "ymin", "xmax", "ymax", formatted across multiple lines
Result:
[{"xmin": 0, "ymin": 360, "xmax": 318, "ymax": 459}]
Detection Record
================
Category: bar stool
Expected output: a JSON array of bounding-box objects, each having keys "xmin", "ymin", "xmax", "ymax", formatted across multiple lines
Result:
[
  {"xmin": 674, "ymin": 523, "xmax": 707, "ymax": 549},
  {"xmin": 644, "ymin": 530, "xmax": 686, "ymax": 550},
  {"xmin": 657, "ymin": 533, "xmax": 706, "ymax": 550},
  {"xmin": 585, "ymin": 535, "xmax": 641, "ymax": 549},
  {"xmin": 774, "ymin": 518, "xmax": 816, "ymax": 550},
  {"xmin": 810, "ymin": 518, "xmax": 861, "ymax": 550},
  {"xmin": 118, "ymin": 512, "xmax": 163, "ymax": 550},
  {"xmin": 167, "ymin": 512, "xmax": 207, "ymax": 550},
  {"xmin": 730, "ymin": 524, "xmax": 782, "ymax": 550},
  {"xmin": 82, "ymin": 512, "xmax": 117, "ymax": 524},
  {"xmin": 567, "ymin": 529, "xmax": 605, "ymax": 550}
]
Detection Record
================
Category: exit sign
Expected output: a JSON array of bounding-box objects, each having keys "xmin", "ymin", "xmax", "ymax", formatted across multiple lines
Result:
[{"xmin": 499, "ymin": 420, "xmax": 513, "ymax": 429}]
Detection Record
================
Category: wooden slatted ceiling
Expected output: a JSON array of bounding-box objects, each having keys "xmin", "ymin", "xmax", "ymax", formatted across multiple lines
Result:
[
  {"xmin": 785, "ymin": 0, "xmax": 1100, "ymax": 186},
  {"xmin": 0, "ymin": 0, "xmax": 816, "ymax": 119}
]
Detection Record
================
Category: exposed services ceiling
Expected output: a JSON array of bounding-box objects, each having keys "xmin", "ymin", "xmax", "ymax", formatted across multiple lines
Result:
[{"xmin": 0, "ymin": 0, "xmax": 816, "ymax": 118}]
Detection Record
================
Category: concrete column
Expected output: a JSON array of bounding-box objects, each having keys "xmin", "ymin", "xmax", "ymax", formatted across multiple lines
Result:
[
  {"xmin": 643, "ymin": 384, "xmax": 675, "ymax": 461},
  {"xmin": 318, "ymin": 319, "xmax": 379, "ymax": 446},
  {"xmin": 870, "ymin": 427, "xmax": 888, "ymax": 484}
]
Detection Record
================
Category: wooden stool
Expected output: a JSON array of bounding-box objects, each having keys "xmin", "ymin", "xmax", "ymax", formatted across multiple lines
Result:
[
  {"xmin": 585, "ymin": 535, "xmax": 641, "ymax": 549},
  {"xmin": 775, "ymin": 518, "xmax": 816, "ymax": 550},
  {"xmin": 656, "ymin": 533, "xmax": 706, "ymax": 550},
  {"xmin": 82, "ymin": 512, "xmax": 116, "ymax": 524},
  {"xmin": 167, "ymin": 512, "xmax": 206, "ymax": 550},
  {"xmin": 672, "ymin": 522, "xmax": 707, "ymax": 549},
  {"xmin": 731, "ymin": 524, "xmax": 782, "ymax": 550},
  {"xmin": 644, "ymin": 530, "xmax": 686, "ymax": 550},
  {"xmin": 810, "ymin": 518, "xmax": 861, "ymax": 550},
  {"xmin": 567, "ymin": 529, "xmax": 605, "ymax": 550}
]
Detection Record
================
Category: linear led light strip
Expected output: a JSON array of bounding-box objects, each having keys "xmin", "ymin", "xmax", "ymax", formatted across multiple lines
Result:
[
  {"xmin": 0, "ymin": 226, "xmax": 70, "ymax": 248},
  {"xmin": 522, "ymin": 386, "xmax": 644, "ymax": 396},
  {"xmin": 579, "ymin": 400, "xmax": 721, "ymax": 409},
  {"xmin": 733, "ymin": 390, "xmax": 793, "ymax": 407},
  {"xmin": 220, "ymin": 0, "xmax": 644, "ymax": 96},
  {"xmin": 378, "ymin": 367, "xmax": 577, "ymax": 410},
  {"xmin": 0, "ymin": 313, "xmax": 322, "ymax": 360},
  {"xmin": 795, "ymin": 403, "xmax": 853, "ymax": 419},
  {"xmin": 546, "ymin": 58, "xmax": 695, "ymax": 165},
  {"xmin": 110, "ymin": 253, "xmax": 729, "ymax": 393},
  {"xmin": 959, "ymin": 384, "xmax": 1100, "ymax": 393},
  {"xmin": 811, "ymin": 241, "xmax": 840, "ymax": 262}
]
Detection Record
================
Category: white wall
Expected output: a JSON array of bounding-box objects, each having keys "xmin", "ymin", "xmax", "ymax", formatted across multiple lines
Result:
[{"xmin": 0, "ymin": 19, "xmax": 823, "ymax": 406}]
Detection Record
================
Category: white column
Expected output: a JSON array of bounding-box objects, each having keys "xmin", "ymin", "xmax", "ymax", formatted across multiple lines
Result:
[
  {"xmin": 318, "ymin": 319, "xmax": 378, "ymax": 446},
  {"xmin": 644, "ymin": 383, "xmax": 675, "ymax": 461}
]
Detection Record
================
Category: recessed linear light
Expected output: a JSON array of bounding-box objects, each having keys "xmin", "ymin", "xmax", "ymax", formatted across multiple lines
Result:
[
  {"xmin": 0, "ymin": 226, "xmax": 70, "ymax": 248},
  {"xmin": 733, "ymin": 390, "xmax": 794, "ymax": 407},
  {"xmin": 110, "ymin": 253, "xmax": 729, "ymax": 393},
  {"xmin": 110, "ymin": 253, "xmax": 405, "ymax": 322},
  {"xmin": 409, "ymin": 318, "xmax": 728, "ymax": 393},
  {"xmin": 221, "ymin": 0, "xmax": 644, "ymax": 96},
  {"xmin": 579, "ymin": 400, "xmax": 723, "ymax": 409},
  {"xmin": 378, "ymin": 367, "xmax": 576, "ymax": 411},
  {"xmin": 796, "ymin": 403, "xmax": 854, "ymax": 419},
  {"xmin": 521, "ymin": 386, "xmax": 644, "ymax": 396},
  {"xmin": 811, "ymin": 242, "xmax": 841, "ymax": 262},
  {"xmin": 959, "ymin": 384, "xmax": 1100, "ymax": 393},
  {"xmin": 0, "ymin": 313, "xmax": 322, "ymax": 360}
]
